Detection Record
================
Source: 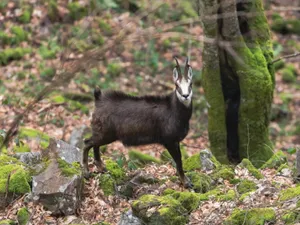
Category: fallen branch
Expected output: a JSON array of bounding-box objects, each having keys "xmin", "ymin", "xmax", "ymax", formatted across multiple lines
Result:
[{"xmin": 271, "ymin": 52, "xmax": 300, "ymax": 64}]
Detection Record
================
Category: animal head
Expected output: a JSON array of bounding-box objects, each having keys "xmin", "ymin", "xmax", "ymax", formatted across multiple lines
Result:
[{"xmin": 173, "ymin": 57, "xmax": 193, "ymax": 107}]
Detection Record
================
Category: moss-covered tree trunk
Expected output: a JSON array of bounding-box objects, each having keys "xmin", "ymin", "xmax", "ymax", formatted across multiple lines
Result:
[{"xmin": 199, "ymin": 0, "xmax": 275, "ymax": 167}]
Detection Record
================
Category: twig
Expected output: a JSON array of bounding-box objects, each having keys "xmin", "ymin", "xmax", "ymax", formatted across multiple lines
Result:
[{"xmin": 271, "ymin": 52, "xmax": 300, "ymax": 64}]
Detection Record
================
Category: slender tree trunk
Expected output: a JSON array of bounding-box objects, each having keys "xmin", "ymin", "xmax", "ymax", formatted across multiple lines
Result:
[{"xmin": 199, "ymin": 0, "xmax": 275, "ymax": 167}]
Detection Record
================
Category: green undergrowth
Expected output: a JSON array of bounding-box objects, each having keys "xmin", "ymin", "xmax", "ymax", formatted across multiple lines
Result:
[{"xmin": 128, "ymin": 150, "xmax": 160, "ymax": 168}]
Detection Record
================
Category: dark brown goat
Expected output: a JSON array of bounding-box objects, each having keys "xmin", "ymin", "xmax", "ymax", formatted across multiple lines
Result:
[{"xmin": 83, "ymin": 58, "xmax": 194, "ymax": 188}]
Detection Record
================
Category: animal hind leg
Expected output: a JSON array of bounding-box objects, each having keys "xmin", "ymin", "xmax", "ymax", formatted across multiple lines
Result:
[{"xmin": 164, "ymin": 142, "xmax": 193, "ymax": 189}]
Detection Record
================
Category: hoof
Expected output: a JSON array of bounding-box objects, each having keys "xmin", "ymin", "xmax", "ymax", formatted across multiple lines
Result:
[
  {"xmin": 94, "ymin": 161, "xmax": 107, "ymax": 173},
  {"xmin": 83, "ymin": 168, "xmax": 91, "ymax": 179}
]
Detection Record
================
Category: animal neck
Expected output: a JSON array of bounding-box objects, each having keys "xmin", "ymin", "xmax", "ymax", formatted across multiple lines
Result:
[{"xmin": 171, "ymin": 92, "xmax": 192, "ymax": 117}]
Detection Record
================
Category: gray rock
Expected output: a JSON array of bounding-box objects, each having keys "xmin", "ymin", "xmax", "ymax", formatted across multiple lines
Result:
[
  {"xmin": 31, "ymin": 161, "xmax": 83, "ymax": 215},
  {"xmin": 42, "ymin": 139, "xmax": 82, "ymax": 165},
  {"xmin": 69, "ymin": 125, "xmax": 91, "ymax": 150},
  {"xmin": 14, "ymin": 152, "xmax": 41, "ymax": 166},
  {"xmin": 119, "ymin": 210, "xmax": 142, "ymax": 225},
  {"xmin": 200, "ymin": 149, "xmax": 216, "ymax": 171},
  {"xmin": 31, "ymin": 138, "xmax": 84, "ymax": 215}
]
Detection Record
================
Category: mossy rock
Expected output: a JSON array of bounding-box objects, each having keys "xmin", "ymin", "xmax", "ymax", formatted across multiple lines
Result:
[
  {"xmin": 0, "ymin": 154, "xmax": 21, "ymax": 166},
  {"xmin": 99, "ymin": 173, "xmax": 115, "ymax": 196},
  {"xmin": 132, "ymin": 194, "xmax": 189, "ymax": 225},
  {"xmin": 276, "ymin": 163, "xmax": 289, "ymax": 173},
  {"xmin": 186, "ymin": 171, "xmax": 212, "ymax": 193},
  {"xmin": 57, "ymin": 159, "xmax": 81, "ymax": 177},
  {"xmin": 17, "ymin": 207, "xmax": 30, "ymax": 225},
  {"xmin": 47, "ymin": 0, "xmax": 58, "ymax": 22},
  {"xmin": 237, "ymin": 179, "xmax": 257, "ymax": 194},
  {"xmin": 0, "ymin": 220, "xmax": 16, "ymax": 225},
  {"xmin": 224, "ymin": 208, "xmax": 276, "ymax": 225},
  {"xmin": 260, "ymin": 151, "xmax": 287, "ymax": 169},
  {"xmin": 128, "ymin": 150, "xmax": 160, "ymax": 167},
  {"xmin": 163, "ymin": 189, "xmax": 201, "ymax": 212},
  {"xmin": 13, "ymin": 143, "xmax": 31, "ymax": 153},
  {"xmin": 99, "ymin": 159, "xmax": 126, "ymax": 196},
  {"xmin": 239, "ymin": 159, "xmax": 263, "ymax": 179},
  {"xmin": 213, "ymin": 165, "xmax": 235, "ymax": 181},
  {"xmin": 18, "ymin": 127, "xmax": 50, "ymax": 149},
  {"xmin": 0, "ymin": 162, "xmax": 31, "ymax": 194},
  {"xmin": 198, "ymin": 187, "xmax": 235, "ymax": 201},
  {"xmin": 279, "ymin": 186, "xmax": 300, "ymax": 201},
  {"xmin": 183, "ymin": 153, "xmax": 201, "ymax": 171}
]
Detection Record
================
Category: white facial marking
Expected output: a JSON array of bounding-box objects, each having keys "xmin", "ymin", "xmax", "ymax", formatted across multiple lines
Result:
[{"xmin": 176, "ymin": 78, "xmax": 192, "ymax": 107}]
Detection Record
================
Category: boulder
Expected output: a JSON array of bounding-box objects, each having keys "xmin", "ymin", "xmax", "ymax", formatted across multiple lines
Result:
[
  {"xmin": 69, "ymin": 125, "xmax": 91, "ymax": 150},
  {"xmin": 119, "ymin": 210, "xmax": 142, "ymax": 225},
  {"xmin": 31, "ymin": 139, "xmax": 83, "ymax": 215}
]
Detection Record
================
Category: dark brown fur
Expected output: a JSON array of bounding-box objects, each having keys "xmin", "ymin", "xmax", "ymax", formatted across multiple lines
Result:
[{"xmin": 83, "ymin": 88, "xmax": 193, "ymax": 188}]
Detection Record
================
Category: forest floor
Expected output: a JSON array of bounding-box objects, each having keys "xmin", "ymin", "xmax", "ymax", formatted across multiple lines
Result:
[{"xmin": 0, "ymin": 0, "xmax": 299, "ymax": 224}]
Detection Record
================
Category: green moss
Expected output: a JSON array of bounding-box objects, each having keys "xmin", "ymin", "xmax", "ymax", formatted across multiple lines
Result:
[
  {"xmin": 239, "ymin": 159, "xmax": 263, "ymax": 179},
  {"xmin": 0, "ymin": 31, "xmax": 10, "ymax": 45},
  {"xmin": 17, "ymin": 207, "xmax": 30, "ymax": 225},
  {"xmin": 14, "ymin": 143, "xmax": 31, "ymax": 153},
  {"xmin": 57, "ymin": 159, "xmax": 81, "ymax": 177},
  {"xmin": 279, "ymin": 186, "xmax": 300, "ymax": 201},
  {"xmin": 217, "ymin": 189, "xmax": 236, "ymax": 201},
  {"xmin": 198, "ymin": 187, "xmax": 235, "ymax": 201},
  {"xmin": 39, "ymin": 45, "xmax": 57, "ymax": 59},
  {"xmin": 98, "ymin": 19, "xmax": 112, "ymax": 36},
  {"xmin": 0, "ymin": 164, "xmax": 30, "ymax": 194},
  {"xmin": 132, "ymin": 194, "xmax": 189, "ymax": 225},
  {"xmin": 282, "ymin": 211, "xmax": 299, "ymax": 224},
  {"xmin": 225, "ymin": 208, "xmax": 276, "ymax": 225},
  {"xmin": 0, "ymin": 220, "xmax": 16, "ymax": 225},
  {"xmin": 40, "ymin": 67, "xmax": 56, "ymax": 81},
  {"xmin": 107, "ymin": 63, "xmax": 122, "ymax": 77},
  {"xmin": 183, "ymin": 153, "xmax": 201, "ymax": 171},
  {"xmin": 51, "ymin": 95, "xmax": 65, "ymax": 104},
  {"xmin": 282, "ymin": 68, "xmax": 296, "ymax": 83},
  {"xmin": 19, "ymin": 127, "xmax": 50, "ymax": 149},
  {"xmin": 237, "ymin": 179, "xmax": 257, "ymax": 194},
  {"xmin": 261, "ymin": 151, "xmax": 287, "ymax": 169},
  {"xmin": 0, "ymin": 47, "xmax": 31, "ymax": 65},
  {"xmin": 68, "ymin": 2, "xmax": 87, "ymax": 21},
  {"xmin": 276, "ymin": 163, "xmax": 289, "ymax": 173},
  {"xmin": 230, "ymin": 178, "xmax": 241, "ymax": 184},
  {"xmin": 186, "ymin": 171, "xmax": 212, "ymax": 193},
  {"xmin": 128, "ymin": 150, "xmax": 160, "ymax": 167},
  {"xmin": 47, "ymin": 0, "xmax": 58, "ymax": 22},
  {"xmin": 99, "ymin": 174, "xmax": 115, "ymax": 196},
  {"xmin": 163, "ymin": 189, "xmax": 201, "ymax": 212},
  {"xmin": 10, "ymin": 26, "xmax": 28, "ymax": 45},
  {"xmin": 104, "ymin": 159, "xmax": 125, "ymax": 182},
  {"xmin": 213, "ymin": 165, "xmax": 235, "ymax": 180},
  {"xmin": 273, "ymin": 60, "xmax": 285, "ymax": 71},
  {"xmin": 239, "ymin": 191, "xmax": 253, "ymax": 201},
  {"xmin": 0, "ymin": 154, "xmax": 21, "ymax": 166},
  {"xmin": 18, "ymin": 7, "xmax": 32, "ymax": 23}
]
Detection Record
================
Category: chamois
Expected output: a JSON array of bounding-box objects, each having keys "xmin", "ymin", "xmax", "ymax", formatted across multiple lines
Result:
[{"xmin": 83, "ymin": 57, "xmax": 194, "ymax": 188}]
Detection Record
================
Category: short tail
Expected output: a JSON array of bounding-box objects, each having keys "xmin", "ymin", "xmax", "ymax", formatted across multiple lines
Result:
[{"xmin": 94, "ymin": 87, "xmax": 101, "ymax": 100}]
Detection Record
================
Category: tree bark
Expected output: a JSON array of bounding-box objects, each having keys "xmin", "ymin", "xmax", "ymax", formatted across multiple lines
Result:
[{"xmin": 199, "ymin": 0, "xmax": 275, "ymax": 167}]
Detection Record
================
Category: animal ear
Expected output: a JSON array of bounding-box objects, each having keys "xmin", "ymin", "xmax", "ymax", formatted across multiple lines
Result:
[
  {"xmin": 187, "ymin": 67, "xmax": 193, "ymax": 80},
  {"xmin": 173, "ymin": 68, "xmax": 179, "ymax": 82}
]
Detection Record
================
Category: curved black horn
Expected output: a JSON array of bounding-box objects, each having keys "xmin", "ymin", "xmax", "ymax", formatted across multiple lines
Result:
[
  {"xmin": 184, "ymin": 57, "xmax": 190, "ymax": 78},
  {"xmin": 174, "ymin": 57, "xmax": 182, "ymax": 77}
]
